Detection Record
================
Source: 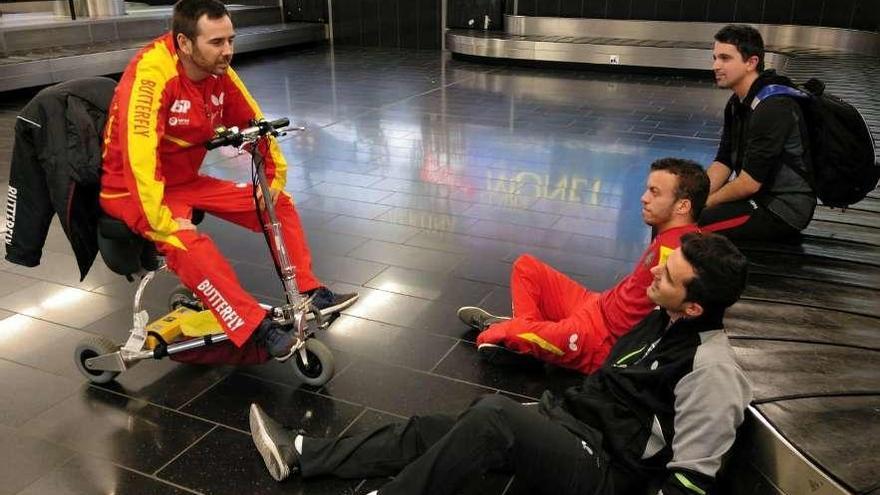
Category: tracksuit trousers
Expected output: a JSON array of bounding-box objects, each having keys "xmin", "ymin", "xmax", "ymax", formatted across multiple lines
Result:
[
  {"xmin": 477, "ymin": 254, "xmax": 614, "ymax": 374},
  {"xmin": 300, "ymin": 395, "xmax": 611, "ymax": 495},
  {"xmin": 101, "ymin": 176, "xmax": 321, "ymax": 361}
]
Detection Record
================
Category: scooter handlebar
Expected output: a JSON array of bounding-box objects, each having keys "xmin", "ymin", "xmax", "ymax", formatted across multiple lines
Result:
[{"xmin": 204, "ymin": 118, "xmax": 293, "ymax": 150}]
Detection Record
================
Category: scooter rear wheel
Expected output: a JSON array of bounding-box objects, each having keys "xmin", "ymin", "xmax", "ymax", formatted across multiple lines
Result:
[
  {"xmin": 291, "ymin": 339, "xmax": 335, "ymax": 386},
  {"xmin": 74, "ymin": 336, "xmax": 121, "ymax": 384}
]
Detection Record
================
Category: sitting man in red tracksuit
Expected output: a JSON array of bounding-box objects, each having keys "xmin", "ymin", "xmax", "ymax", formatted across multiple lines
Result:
[
  {"xmin": 100, "ymin": 0, "xmax": 357, "ymax": 363},
  {"xmin": 457, "ymin": 157, "xmax": 707, "ymax": 374}
]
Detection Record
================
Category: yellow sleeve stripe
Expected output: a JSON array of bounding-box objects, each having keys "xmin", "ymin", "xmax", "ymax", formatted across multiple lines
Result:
[
  {"xmin": 125, "ymin": 40, "xmax": 179, "ymax": 236},
  {"xmin": 658, "ymin": 246, "xmax": 674, "ymax": 266},
  {"xmin": 146, "ymin": 231, "xmax": 187, "ymax": 251},
  {"xmin": 99, "ymin": 191, "xmax": 131, "ymax": 199},
  {"xmin": 102, "ymin": 114, "xmax": 114, "ymax": 160},
  {"xmin": 516, "ymin": 332, "xmax": 565, "ymax": 356},
  {"xmin": 162, "ymin": 134, "xmax": 194, "ymax": 148},
  {"xmin": 226, "ymin": 67, "xmax": 288, "ymax": 190}
]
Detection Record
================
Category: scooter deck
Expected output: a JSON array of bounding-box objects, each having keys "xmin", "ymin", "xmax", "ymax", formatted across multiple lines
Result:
[{"xmin": 145, "ymin": 307, "xmax": 224, "ymax": 350}]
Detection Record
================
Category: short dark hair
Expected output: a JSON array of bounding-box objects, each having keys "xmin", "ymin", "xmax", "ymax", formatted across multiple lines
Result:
[
  {"xmin": 714, "ymin": 24, "xmax": 765, "ymax": 72},
  {"xmin": 679, "ymin": 232, "xmax": 748, "ymax": 313},
  {"xmin": 172, "ymin": 0, "xmax": 230, "ymax": 47},
  {"xmin": 649, "ymin": 157, "xmax": 710, "ymax": 219}
]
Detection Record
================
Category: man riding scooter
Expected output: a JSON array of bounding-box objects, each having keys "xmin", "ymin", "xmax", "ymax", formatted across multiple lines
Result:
[{"xmin": 100, "ymin": 0, "xmax": 357, "ymax": 364}]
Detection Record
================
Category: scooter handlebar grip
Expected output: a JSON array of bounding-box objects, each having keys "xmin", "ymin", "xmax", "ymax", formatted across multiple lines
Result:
[
  {"xmin": 269, "ymin": 118, "xmax": 290, "ymax": 129},
  {"xmin": 205, "ymin": 136, "xmax": 229, "ymax": 150}
]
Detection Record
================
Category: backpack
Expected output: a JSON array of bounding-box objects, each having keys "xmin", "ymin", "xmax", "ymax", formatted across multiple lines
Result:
[{"xmin": 751, "ymin": 79, "xmax": 880, "ymax": 208}]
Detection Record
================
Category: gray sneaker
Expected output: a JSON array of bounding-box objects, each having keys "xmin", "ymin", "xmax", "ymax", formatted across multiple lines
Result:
[
  {"xmin": 456, "ymin": 306, "xmax": 510, "ymax": 331},
  {"xmin": 249, "ymin": 403, "xmax": 300, "ymax": 482}
]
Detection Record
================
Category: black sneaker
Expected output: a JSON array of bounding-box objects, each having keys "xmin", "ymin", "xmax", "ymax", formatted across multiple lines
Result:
[
  {"xmin": 304, "ymin": 287, "xmax": 359, "ymax": 318},
  {"xmin": 476, "ymin": 342, "xmax": 526, "ymax": 363},
  {"xmin": 457, "ymin": 306, "xmax": 510, "ymax": 331},
  {"xmin": 253, "ymin": 317, "xmax": 296, "ymax": 362},
  {"xmin": 249, "ymin": 403, "xmax": 300, "ymax": 482}
]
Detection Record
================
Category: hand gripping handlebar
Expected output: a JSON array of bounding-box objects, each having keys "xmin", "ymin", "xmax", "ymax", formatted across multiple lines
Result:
[{"xmin": 205, "ymin": 118, "xmax": 291, "ymax": 150}]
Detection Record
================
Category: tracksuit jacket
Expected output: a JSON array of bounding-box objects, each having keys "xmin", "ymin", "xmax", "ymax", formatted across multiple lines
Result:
[
  {"xmin": 100, "ymin": 32, "xmax": 288, "ymax": 244},
  {"xmin": 540, "ymin": 308, "xmax": 752, "ymax": 495}
]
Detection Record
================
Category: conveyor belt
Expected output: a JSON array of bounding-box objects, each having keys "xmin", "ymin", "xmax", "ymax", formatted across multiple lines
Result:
[
  {"xmin": 446, "ymin": 29, "xmax": 791, "ymax": 72},
  {"xmin": 0, "ymin": 21, "xmax": 326, "ymax": 91}
]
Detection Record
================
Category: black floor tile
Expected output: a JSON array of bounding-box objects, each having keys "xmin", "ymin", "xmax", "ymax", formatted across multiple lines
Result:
[
  {"xmin": 364, "ymin": 265, "xmax": 496, "ymax": 306},
  {"xmin": 1, "ymin": 250, "xmax": 120, "ymax": 291},
  {"xmin": 319, "ymin": 314, "xmax": 456, "ymax": 371},
  {"xmin": 460, "ymin": 220, "xmax": 572, "ymax": 250},
  {"xmin": 404, "ymin": 230, "xmax": 518, "ymax": 259},
  {"xmin": 321, "ymin": 215, "xmax": 422, "ymax": 244},
  {"xmin": 76, "ymin": 304, "xmax": 168, "ymax": 343},
  {"xmin": 0, "ymin": 424, "xmax": 73, "ymax": 494},
  {"xmin": 0, "ymin": 270, "xmax": 41, "ymax": 299},
  {"xmin": 432, "ymin": 342, "xmax": 585, "ymax": 400},
  {"xmin": 297, "ymin": 208, "xmax": 343, "ymax": 233},
  {"xmin": 374, "ymin": 206, "xmax": 479, "ymax": 233},
  {"xmin": 302, "ymin": 229, "xmax": 371, "ymax": 258},
  {"xmin": 181, "ymin": 372, "xmax": 363, "ymax": 434},
  {"xmin": 94, "ymin": 361, "xmax": 233, "ymax": 411},
  {"xmin": 476, "ymin": 287, "xmax": 513, "ymax": 320},
  {"xmin": 401, "ymin": 297, "xmax": 480, "ymax": 340},
  {"xmin": 18, "ymin": 386, "xmax": 214, "ymax": 473},
  {"xmin": 0, "ymin": 313, "xmax": 96, "ymax": 379},
  {"xmin": 91, "ymin": 271, "xmax": 185, "ymax": 311},
  {"xmin": 237, "ymin": 348, "xmax": 357, "ymax": 392},
  {"xmin": 17, "ymin": 455, "xmax": 192, "ymax": 495},
  {"xmin": 158, "ymin": 426, "xmax": 365, "ymax": 495},
  {"xmin": 452, "ymin": 256, "xmax": 513, "ymax": 287},
  {"xmin": 377, "ymin": 191, "xmax": 475, "ymax": 216},
  {"xmin": 0, "ymin": 359, "xmax": 81, "ymax": 427},
  {"xmin": 0, "ymin": 281, "xmax": 127, "ymax": 329},
  {"xmin": 299, "ymin": 195, "xmax": 393, "ymax": 220},
  {"xmin": 338, "ymin": 284, "xmax": 433, "ymax": 329},
  {"xmin": 349, "ymin": 239, "xmax": 465, "ymax": 273},
  {"xmin": 310, "ymin": 253, "xmax": 389, "ymax": 287},
  {"xmin": 322, "ymin": 358, "xmax": 495, "ymax": 417}
]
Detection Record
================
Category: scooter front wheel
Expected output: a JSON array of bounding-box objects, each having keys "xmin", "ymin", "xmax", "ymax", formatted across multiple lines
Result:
[
  {"xmin": 290, "ymin": 339, "xmax": 335, "ymax": 386},
  {"xmin": 74, "ymin": 336, "xmax": 121, "ymax": 384}
]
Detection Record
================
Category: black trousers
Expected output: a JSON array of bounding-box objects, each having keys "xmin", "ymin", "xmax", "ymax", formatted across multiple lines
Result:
[
  {"xmin": 699, "ymin": 199, "xmax": 801, "ymax": 243},
  {"xmin": 300, "ymin": 395, "xmax": 611, "ymax": 495}
]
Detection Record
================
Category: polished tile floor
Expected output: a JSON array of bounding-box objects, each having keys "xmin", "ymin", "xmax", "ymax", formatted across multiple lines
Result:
[{"xmin": 0, "ymin": 45, "xmax": 732, "ymax": 494}]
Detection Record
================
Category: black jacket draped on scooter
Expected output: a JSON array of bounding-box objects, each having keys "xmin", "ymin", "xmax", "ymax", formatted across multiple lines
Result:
[{"xmin": 4, "ymin": 77, "xmax": 117, "ymax": 280}]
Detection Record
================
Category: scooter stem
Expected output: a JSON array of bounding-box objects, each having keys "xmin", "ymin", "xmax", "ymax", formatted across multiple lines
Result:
[{"xmin": 252, "ymin": 147, "xmax": 302, "ymax": 308}]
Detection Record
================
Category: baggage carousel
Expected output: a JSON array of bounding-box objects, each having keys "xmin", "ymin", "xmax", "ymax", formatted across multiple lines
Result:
[{"xmin": 0, "ymin": 4, "xmax": 327, "ymax": 91}]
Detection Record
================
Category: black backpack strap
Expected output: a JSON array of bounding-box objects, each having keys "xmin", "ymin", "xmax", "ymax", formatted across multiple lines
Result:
[
  {"xmin": 751, "ymin": 84, "xmax": 817, "ymax": 192},
  {"xmin": 750, "ymin": 84, "xmax": 809, "ymax": 110}
]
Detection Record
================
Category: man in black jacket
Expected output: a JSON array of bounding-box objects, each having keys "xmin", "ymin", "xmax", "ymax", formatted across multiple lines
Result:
[
  {"xmin": 247, "ymin": 232, "xmax": 752, "ymax": 495},
  {"xmin": 699, "ymin": 25, "xmax": 816, "ymax": 242}
]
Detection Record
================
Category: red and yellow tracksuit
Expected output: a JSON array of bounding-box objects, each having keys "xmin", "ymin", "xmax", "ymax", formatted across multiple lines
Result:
[
  {"xmin": 101, "ymin": 33, "xmax": 320, "ymax": 349},
  {"xmin": 478, "ymin": 224, "xmax": 699, "ymax": 373}
]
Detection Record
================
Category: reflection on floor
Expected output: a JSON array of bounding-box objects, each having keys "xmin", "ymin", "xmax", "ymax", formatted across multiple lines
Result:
[{"xmin": 0, "ymin": 45, "xmax": 862, "ymax": 494}]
